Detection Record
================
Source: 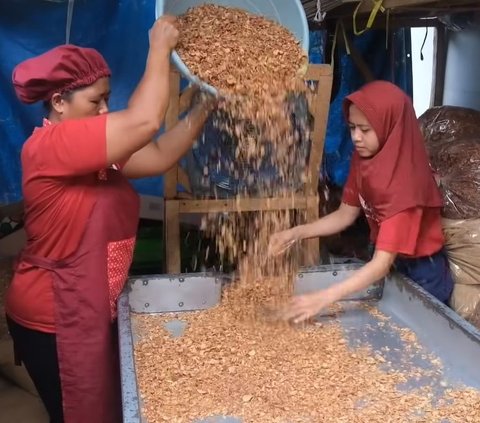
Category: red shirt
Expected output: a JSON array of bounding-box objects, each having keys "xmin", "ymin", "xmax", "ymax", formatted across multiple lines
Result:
[
  {"xmin": 342, "ymin": 166, "xmax": 444, "ymax": 257},
  {"xmin": 6, "ymin": 115, "xmax": 109, "ymax": 333}
]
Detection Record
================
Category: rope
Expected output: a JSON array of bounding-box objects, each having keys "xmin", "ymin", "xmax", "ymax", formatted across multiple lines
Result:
[
  {"xmin": 313, "ymin": 0, "xmax": 327, "ymax": 23},
  {"xmin": 353, "ymin": 0, "xmax": 385, "ymax": 36},
  {"xmin": 65, "ymin": 0, "xmax": 75, "ymax": 44}
]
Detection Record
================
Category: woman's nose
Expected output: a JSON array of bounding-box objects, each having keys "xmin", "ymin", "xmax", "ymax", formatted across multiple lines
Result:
[
  {"xmin": 352, "ymin": 128, "xmax": 362, "ymax": 142},
  {"xmin": 99, "ymin": 100, "xmax": 109, "ymax": 115}
]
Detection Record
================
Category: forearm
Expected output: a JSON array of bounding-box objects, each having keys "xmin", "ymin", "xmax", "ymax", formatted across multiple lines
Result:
[
  {"xmin": 154, "ymin": 104, "xmax": 208, "ymax": 169},
  {"xmin": 128, "ymin": 48, "xmax": 171, "ymax": 125},
  {"xmin": 122, "ymin": 104, "xmax": 209, "ymax": 178},
  {"xmin": 325, "ymin": 250, "xmax": 395, "ymax": 302},
  {"xmin": 294, "ymin": 208, "xmax": 357, "ymax": 240},
  {"xmin": 106, "ymin": 49, "xmax": 172, "ymax": 163}
]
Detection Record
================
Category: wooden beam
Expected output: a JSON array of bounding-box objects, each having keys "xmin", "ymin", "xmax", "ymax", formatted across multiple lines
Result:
[
  {"xmin": 164, "ymin": 71, "xmax": 181, "ymax": 199},
  {"xmin": 305, "ymin": 64, "xmax": 333, "ymax": 196},
  {"xmin": 165, "ymin": 200, "xmax": 181, "ymax": 273},
  {"xmin": 177, "ymin": 167, "xmax": 192, "ymax": 194},
  {"xmin": 340, "ymin": 15, "xmax": 440, "ymax": 29},
  {"xmin": 303, "ymin": 196, "xmax": 320, "ymax": 266},
  {"xmin": 179, "ymin": 85, "xmax": 197, "ymax": 115},
  {"xmin": 177, "ymin": 196, "xmax": 319, "ymax": 213},
  {"xmin": 352, "ymin": 0, "xmax": 438, "ymax": 12},
  {"xmin": 304, "ymin": 64, "xmax": 334, "ymax": 79}
]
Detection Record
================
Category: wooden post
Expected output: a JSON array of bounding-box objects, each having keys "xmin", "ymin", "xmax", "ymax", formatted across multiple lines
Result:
[
  {"xmin": 305, "ymin": 65, "xmax": 333, "ymax": 196},
  {"xmin": 164, "ymin": 71, "xmax": 181, "ymax": 273},
  {"xmin": 164, "ymin": 71, "xmax": 181, "ymax": 199},
  {"xmin": 165, "ymin": 200, "xmax": 181, "ymax": 273},
  {"xmin": 163, "ymin": 64, "xmax": 333, "ymax": 272}
]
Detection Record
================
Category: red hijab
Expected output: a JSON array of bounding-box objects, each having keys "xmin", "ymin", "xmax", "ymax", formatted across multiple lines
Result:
[{"xmin": 344, "ymin": 81, "xmax": 443, "ymax": 221}]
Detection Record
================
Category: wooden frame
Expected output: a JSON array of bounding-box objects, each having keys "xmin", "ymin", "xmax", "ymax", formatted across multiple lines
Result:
[{"xmin": 163, "ymin": 64, "xmax": 333, "ymax": 273}]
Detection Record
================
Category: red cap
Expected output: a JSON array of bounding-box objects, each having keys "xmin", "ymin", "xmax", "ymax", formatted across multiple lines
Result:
[{"xmin": 12, "ymin": 44, "xmax": 111, "ymax": 104}]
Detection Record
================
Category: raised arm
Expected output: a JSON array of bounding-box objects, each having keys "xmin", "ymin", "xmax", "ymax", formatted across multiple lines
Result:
[{"xmin": 105, "ymin": 16, "xmax": 179, "ymax": 165}]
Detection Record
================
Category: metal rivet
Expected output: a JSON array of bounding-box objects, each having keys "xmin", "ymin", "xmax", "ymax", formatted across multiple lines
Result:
[
  {"xmin": 333, "ymin": 271, "xmax": 338, "ymax": 277},
  {"xmin": 178, "ymin": 302, "xmax": 184, "ymax": 307},
  {"xmin": 179, "ymin": 278, "xmax": 185, "ymax": 283},
  {"xmin": 142, "ymin": 280, "xmax": 149, "ymax": 286},
  {"xmin": 145, "ymin": 303, "xmax": 150, "ymax": 308},
  {"xmin": 298, "ymin": 273, "xmax": 304, "ymax": 279}
]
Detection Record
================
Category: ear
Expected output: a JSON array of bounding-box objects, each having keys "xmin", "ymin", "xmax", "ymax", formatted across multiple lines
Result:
[{"xmin": 50, "ymin": 93, "xmax": 66, "ymax": 114}]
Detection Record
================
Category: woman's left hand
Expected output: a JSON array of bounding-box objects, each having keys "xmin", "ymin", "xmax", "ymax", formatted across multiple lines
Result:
[{"xmin": 282, "ymin": 290, "xmax": 336, "ymax": 324}]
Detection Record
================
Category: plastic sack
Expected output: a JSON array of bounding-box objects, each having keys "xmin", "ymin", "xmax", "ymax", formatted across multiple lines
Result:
[
  {"xmin": 443, "ymin": 218, "xmax": 480, "ymax": 286},
  {"xmin": 418, "ymin": 105, "xmax": 480, "ymax": 148},
  {"xmin": 419, "ymin": 106, "xmax": 480, "ymax": 219},
  {"xmin": 431, "ymin": 140, "xmax": 480, "ymax": 219},
  {"xmin": 444, "ymin": 218, "xmax": 480, "ymax": 325},
  {"xmin": 449, "ymin": 284, "xmax": 480, "ymax": 325}
]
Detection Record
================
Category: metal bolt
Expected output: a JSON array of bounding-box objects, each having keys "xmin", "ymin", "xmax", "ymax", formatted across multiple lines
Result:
[
  {"xmin": 142, "ymin": 280, "xmax": 149, "ymax": 286},
  {"xmin": 298, "ymin": 273, "xmax": 304, "ymax": 279},
  {"xmin": 178, "ymin": 302, "xmax": 184, "ymax": 307},
  {"xmin": 333, "ymin": 271, "xmax": 338, "ymax": 277},
  {"xmin": 145, "ymin": 303, "xmax": 150, "ymax": 308},
  {"xmin": 179, "ymin": 278, "xmax": 185, "ymax": 283}
]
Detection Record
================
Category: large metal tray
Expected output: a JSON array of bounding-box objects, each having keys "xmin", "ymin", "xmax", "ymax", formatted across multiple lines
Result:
[{"xmin": 118, "ymin": 264, "xmax": 480, "ymax": 422}]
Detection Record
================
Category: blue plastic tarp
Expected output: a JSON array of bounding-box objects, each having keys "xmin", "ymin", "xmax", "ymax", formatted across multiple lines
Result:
[
  {"xmin": 0, "ymin": 0, "xmax": 160, "ymax": 204},
  {"xmin": 0, "ymin": 2, "xmax": 412, "ymax": 203}
]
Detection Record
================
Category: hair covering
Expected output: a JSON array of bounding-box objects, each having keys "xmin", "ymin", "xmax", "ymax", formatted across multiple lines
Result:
[
  {"xmin": 343, "ymin": 80, "xmax": 443, "ymax": 221},
  {"xmin": 12, "ymin": 44, "xmax": 111, "ymax": 104}
]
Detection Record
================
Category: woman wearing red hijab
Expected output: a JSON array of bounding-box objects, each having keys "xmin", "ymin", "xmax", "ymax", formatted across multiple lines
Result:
[
  {"xmin": 269, "ymin": 81, "xmax": 453, "ymax": 323},
  {"xmin": 5, "ymin": 17, "xmax": 213, "ymax": 423}
]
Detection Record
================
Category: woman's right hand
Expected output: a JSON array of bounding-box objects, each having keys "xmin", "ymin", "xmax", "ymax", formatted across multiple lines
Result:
[
  {"xmin": 149, "ymin": 15, "xmax": 179, "ymax": 51},
  {"xmin": 268, "ymin": 227, "xmax": 300, "ymax": 257}
]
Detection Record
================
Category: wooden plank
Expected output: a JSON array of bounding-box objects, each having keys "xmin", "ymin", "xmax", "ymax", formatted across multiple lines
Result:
[
  {"xmin": 352, "ymin": 0, "xmax": 438, "ymax": 12},
  {"xmin": 306, "ymin": 65, "xmax": 333, "ymax": 196},
  {"xmin": 179, "ymin": 85, "xmax": 197, "ymax": 115},
  {"xmin": 164, "ymin": 71, "xmax": 181, "ymax": 199},
  {"xmin": 177, "ymin": 196, "xmax": 318, "ymax": 213},
  {"xmin": 177, "ymin": 167, "xmax": 192, "ymax": 194},
  {"xmin": 301, "ymin": 197, "xmax": 320, "ymax": 266},
  {"xmin": 341, "ymin": 15, "xmax": 440, "ymax": 29},
  {"xmin": 165, "ymin": 200, "xmax": 181, "ymax": 273},
  {"xmin": 304, "ymin": 64, "xmax": 333, "ymax": 80}
]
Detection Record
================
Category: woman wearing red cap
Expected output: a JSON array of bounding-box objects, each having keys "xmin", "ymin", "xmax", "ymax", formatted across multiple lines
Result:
[
  {"xmin": 5, "ymin": 17, "xmax": 211, "ymax": 423},
  {"xmin": 269, "ymin": 81, "xmax": 454, "ymax": 323}
]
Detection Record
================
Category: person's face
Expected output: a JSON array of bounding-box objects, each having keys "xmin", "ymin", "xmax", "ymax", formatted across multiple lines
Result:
[
  {"xmin": 348, "ymin": 104, "xmax": 379, "ymax": 158},
  {"xmin": 51, "ymin": 77, "xmax": 110, "ymax": 119}
]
